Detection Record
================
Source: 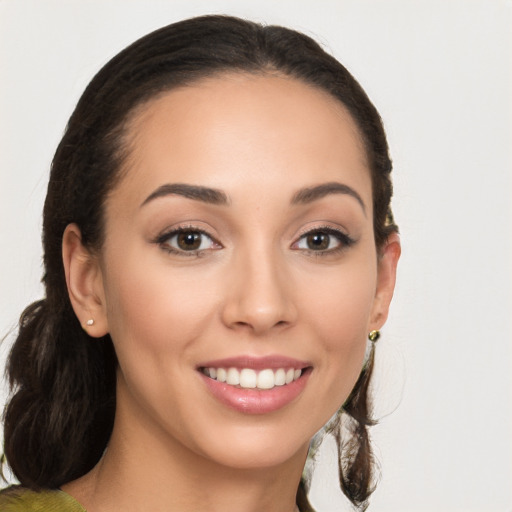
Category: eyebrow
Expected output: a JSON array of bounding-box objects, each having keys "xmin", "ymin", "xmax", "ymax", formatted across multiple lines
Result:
[
  {"xmin": 141, "ymin": 181, "xmax": 365, "ymax": 214},
  {"xmin": 141, "ymin": 183, "xmax": 229, "ymax": 207},
  {"xmin": 291, "ymin": 182, "xmax": 366, "ymax": 215}
]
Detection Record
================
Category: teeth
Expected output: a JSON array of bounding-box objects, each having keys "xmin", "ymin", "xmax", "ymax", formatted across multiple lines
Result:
[
  {"xmin": 257, "ymin": 369, "xmax": 275, "ymax": 389},
  {"xmin": 203, "ymin": 366, "xmax": 303, "ymax": 390},
  {"xmin": 240, "ymin": 369, "xmax": 257, "ymax": 388},
  {"xmin": 226, "ymin": 368, "xmax": 240, "ymax": 386},
  {"xmin": 216, "ymin": 368, "xmax": 227, "ymax": 382},
  {"xmin": 274, "ymin": 368, "xmax": 286, "ymax": 386}
]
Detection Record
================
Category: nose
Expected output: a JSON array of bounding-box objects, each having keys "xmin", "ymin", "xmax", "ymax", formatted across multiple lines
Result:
[{"xmin": 221, "ymin": 248, "xmax": 298, "ymax": 335}]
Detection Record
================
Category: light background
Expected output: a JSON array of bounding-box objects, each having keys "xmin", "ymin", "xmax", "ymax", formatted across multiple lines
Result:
[{"xmin": 1, "ymin": 1, "xmax": 511, "ymax": 511}]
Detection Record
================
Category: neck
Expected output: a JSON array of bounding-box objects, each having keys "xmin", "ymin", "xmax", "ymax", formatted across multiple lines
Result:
[{"xmin": 64, "ymin": 389, "xmax": 307, "ymax": 512}]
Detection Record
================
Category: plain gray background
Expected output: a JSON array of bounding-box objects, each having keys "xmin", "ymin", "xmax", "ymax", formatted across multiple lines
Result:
[{"xmin": 1, "ymin": 1, "xmax": 511, "ymax": 510}]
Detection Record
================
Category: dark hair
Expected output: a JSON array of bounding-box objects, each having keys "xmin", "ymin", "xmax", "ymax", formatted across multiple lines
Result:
[{"xmin": 2, "ymin": 15, "xmax": 397, "ymax": 511}]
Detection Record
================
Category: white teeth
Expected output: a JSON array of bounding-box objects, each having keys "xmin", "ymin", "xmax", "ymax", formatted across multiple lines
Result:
[
  {"xmin": 226, "ymin": 368, "xmax": 240, "ymax": 386},
  {"xmin": 216, "ymin": 368, "xmax": 227, "ymax": 382},
  {"xmin": 274, "ymin": 368, "xmax": 286, "ymax": 386},
  {"xmin": 257, "ymin": 369, "xmax": 275, "ymax": 389},
  {"xmin": 203, "ymin": 366, "xmax": 303, "ymax": 390},
  {"xmin": 239, "ymin": 369, "xmax": 257, "ymax": 389}
]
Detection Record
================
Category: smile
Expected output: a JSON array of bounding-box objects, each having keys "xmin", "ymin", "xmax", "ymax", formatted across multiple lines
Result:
[
  {"xmin": 198, "ymin": 357, "xmax": 312, "ymax": 414},
  {"xmin": 201, "ymin": 367, "xmax": 303, "ymax": 390}
]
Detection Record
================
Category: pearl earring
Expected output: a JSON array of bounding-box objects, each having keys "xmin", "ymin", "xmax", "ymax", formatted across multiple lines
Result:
[{"xmin": 86, "ymin": 319, "xmax": 94, "ymax": 327}]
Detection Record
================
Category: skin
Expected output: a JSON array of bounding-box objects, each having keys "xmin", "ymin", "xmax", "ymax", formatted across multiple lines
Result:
[{"xmin": 62, "ymin": 73, "xmax": 400, "ymax": 512}]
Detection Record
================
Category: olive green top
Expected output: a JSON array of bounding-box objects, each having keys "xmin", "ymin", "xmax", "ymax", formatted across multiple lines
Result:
[{"xmin": 0, "ymin": 486, "xmax": 86, "ymax": 511}]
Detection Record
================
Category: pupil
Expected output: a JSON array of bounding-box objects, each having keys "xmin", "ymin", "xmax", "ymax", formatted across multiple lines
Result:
[
  {"xmin": 178, "ymin": 232, "xmax": 201, "ymax": 250},
  {"xmin": 307, "ymin": 233, "xmax": 329, "ymax": 250}
]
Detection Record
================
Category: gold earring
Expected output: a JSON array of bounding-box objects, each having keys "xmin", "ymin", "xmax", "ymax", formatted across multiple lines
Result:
[{"xmin": 368, "ymin": 330, "xmax": 380, "ymax": 343}]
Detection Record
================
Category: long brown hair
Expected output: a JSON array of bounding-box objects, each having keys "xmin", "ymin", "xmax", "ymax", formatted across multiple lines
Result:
[{"xmin": 2, "ymin": 15, "xmax": 397, "ymax": 510}]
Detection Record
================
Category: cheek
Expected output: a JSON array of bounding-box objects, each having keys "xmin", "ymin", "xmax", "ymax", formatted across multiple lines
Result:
[
  {"xmin": 301, "ymin": 258, "xmax": 377, "ymax": 404},
  {"xmin": 304, "ymin": 260, "xmax": 377, "ymax": 342},
  {"xmin": 102, "ymin": 254, "xmax": 220, "ymax": 359},
  {"xmin": 100, "ymin": 257, "xmax": 222, "ymax": 431}
]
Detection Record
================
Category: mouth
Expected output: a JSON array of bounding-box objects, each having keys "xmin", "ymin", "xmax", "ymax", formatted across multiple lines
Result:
[
  {"xmin": 200, "ymin": 366, "xmax": 304, "ymax": 390},
  {"xmin": 197, "ymin": 357, "xmax": 312, "ymax": 414}
]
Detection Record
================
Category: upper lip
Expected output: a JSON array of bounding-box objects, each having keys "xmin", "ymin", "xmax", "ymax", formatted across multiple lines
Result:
[{"xmin": 198, "ymin": 355, "xmax": 311, "ymax": 370}]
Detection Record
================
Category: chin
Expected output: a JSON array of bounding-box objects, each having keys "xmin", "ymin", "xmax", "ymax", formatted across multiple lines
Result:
[
  {"xmin": 202, "ymin": 437, "xmax": 310, "ymax": 472},
  {"xmin": 181, "ymin": 415, "xmax": 319, "ymax": 472}
]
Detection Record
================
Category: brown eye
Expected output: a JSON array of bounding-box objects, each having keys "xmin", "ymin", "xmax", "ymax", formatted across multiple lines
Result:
[
  {"xmin": 305, "ymin": 232, "xmax": 330, "ymax": 250},
  {"xmin": 293, "ymin": 228, "xmax": 354, "ymax": 254},
  {"xmin": 177, "ymin": 232, "xmax": 202, "ymax": 251},
  {"xmin": 159, "ymin": 229, "xmax": 219, "ymax": 254}
]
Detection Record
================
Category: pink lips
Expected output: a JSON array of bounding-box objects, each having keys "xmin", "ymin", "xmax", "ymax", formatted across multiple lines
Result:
[
  {"xmin": 199, "ymin": 355, "xmax": 310, "ymax": 370},
  {"xmin": 198, "ymin": 355, "xmax": 311, "ymax": 415}
]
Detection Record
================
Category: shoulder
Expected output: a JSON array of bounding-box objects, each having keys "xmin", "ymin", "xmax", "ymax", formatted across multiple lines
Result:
[{"xmin": 0, "ymin": 486, "xmax": 86, "ymax": 511}]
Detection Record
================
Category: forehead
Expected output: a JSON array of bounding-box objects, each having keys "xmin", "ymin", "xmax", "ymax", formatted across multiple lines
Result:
[{"xmin": 115, "ymin": 73, "xmax": 371, "ymax": 208}]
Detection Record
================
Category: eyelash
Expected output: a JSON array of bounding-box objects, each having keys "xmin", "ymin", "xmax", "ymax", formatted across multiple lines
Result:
[
  {"xmin": 153, "ymin": 225, "xmax": 355, "ymax": 257},
  {"xmin": 154, "ymin": 226, "xmax": 221, "ymax": 257},
  {"xmin": 293, "ymin": 226, "xmax": 355, "ymax": 256}
]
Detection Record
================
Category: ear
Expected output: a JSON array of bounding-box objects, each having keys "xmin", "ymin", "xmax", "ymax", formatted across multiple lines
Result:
[
  {"xmin": 368, "ymin": 232, "xmax": 401, "ymax": 331},
  {"xmin": 62, "ymin": 223, "xmax": 109, "ymax": 337}
]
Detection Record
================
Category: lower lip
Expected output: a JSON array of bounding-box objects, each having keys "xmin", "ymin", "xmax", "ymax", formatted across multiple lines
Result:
[{"xmin": 200, "ymin": 369, "xmax": 311, "ymax": 415}]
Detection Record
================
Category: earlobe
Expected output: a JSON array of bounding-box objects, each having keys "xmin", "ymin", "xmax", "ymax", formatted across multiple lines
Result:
[
  {"xmin": 62, "ymin": 223, "xmax": 109, "ymax": 337},
  {"xmin": 369, "ymin": 233, "xmax": 401, "ymax": 330}
]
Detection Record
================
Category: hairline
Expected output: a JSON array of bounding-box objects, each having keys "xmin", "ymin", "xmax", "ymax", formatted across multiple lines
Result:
[{"xmin": 96, "ymin": 68, "xmax": 374, "ymax": 249}]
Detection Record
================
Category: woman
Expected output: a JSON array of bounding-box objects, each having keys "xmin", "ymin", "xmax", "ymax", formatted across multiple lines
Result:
[{"xmin": 1, "ymin": 15, "xmax": 400, "ymax": 512}]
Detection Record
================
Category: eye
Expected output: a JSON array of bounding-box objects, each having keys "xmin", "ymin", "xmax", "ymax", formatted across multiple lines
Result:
[
  {"xmin": 293, "ymin": 227, "xmax": 354, "ymax": 253},
  {"xmin": 157, "ymin": 228, "xmax": 220, "ymax": 255}
]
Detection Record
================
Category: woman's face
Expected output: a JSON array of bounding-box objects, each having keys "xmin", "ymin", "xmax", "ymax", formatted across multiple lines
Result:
[{"xmin": 76, "ymin": 74, "xmax": 398, "ymax": 470}]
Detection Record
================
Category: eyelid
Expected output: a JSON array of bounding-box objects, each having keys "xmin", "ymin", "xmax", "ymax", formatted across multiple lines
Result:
[
  {"xmin": 294, "ymin": 224, "xmax": 349, "ymax": 239},
  {"xmin": 153, "ymin": 224, "xmax": 222, "ymax": 255},
  {"xmin": 291, "ymin": 224, "xmax": 356, "ymax": 253}
]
